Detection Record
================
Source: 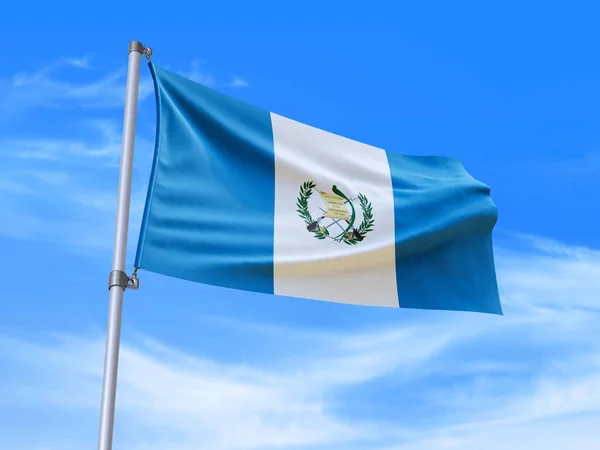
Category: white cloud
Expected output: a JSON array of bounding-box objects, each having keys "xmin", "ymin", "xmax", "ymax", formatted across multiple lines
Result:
[
  {"xmin": 0, "ymin": 332, "xmax": 382, "ymax": 449},
  {"xmin": 12, "ymin": 170, "xmax": 71, "ymax": 186},
  {"xmin": 0, "ymin": 59, "xmax": 249, "ymax": 256},
  {"xmin": 12, "ymin": 56, "xmax": 92, "ymax": 87},
  {"xmin": 1, "ymin": 53, "xmax": 598, "ymax": 449},
  {"xmin": 2, "ymin": 136, "xmax": 119, "ymax": 161},
  {"xmin": 180, "ymin": 58, "xmax": 249, "ymax": 88},
  {"xmin": 0, "ymin": 118, "xmax": 157, "ymax": 167},
  {"xmin": 1, "ymin": 57, "xmax": 153, "ymax": 112},
  {"xmin": 0, "ymin": 178, "xmax": 148, "ymax": 257},
  {"xmin": 495, "ymin": 234, "xmax": 600, "ymax": 314},
  {"xmin": 1, "ymin": 237, "xmax": 600, "ymax": 448},
  {"xmin": 544, "ymin": 151, "xmax": 600, "ymax": 177},
  {"xmin": 0, "ymin": 177, "xmax": 36, "ymax": 195},
  {"xmin": 183, "ymin": 58, "xmax": 217, "ymax": 86},
  {"xmin": 0, "ymin": 116, "xmax": 154, "ymax": 257},
  {"xmin": 0, "ymin": 54, "xmax": 247, "ymax": 125},
  {"xmin": 225, "ymin": 77, "xmax": 249, "ymax": 88}
]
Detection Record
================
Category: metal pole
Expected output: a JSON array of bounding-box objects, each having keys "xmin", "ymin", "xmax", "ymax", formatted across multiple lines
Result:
[{"xmin": 97, "ymin": 40, "xmax": 148, "ymax": 450}]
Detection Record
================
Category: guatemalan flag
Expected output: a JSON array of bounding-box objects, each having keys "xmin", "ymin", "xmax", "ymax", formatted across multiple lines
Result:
[{"xmin": 135, "ymin": 63, "xmax": 502, "ymax": 315}]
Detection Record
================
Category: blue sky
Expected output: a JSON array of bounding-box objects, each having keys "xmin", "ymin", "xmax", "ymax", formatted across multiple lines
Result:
[{"xmin": 1, "ymin": 2, "xmax": 600, "ymax": 449}]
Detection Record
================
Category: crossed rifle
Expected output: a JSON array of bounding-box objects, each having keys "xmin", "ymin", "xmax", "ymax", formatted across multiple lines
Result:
[{"xmin": 306, "ymin": 196, "xmax": 364, "ymax": 242}]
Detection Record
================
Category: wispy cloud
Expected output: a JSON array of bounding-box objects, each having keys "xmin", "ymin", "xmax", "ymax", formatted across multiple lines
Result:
[
  {"xmin": 224, "ymin": 77, "xmax": 249, "ymax": 88},
  {"xmin": 0, "ymin": 54, "xmax": 249, "ymax": 258},
  {"xmin": 495, "ymin": 233, "xmax": 600, "ymax": 314},
  {"xmin": 0, "ymin": 325, "xmax": 474, "ymax": 449},
  {"xmin": 0, "ymin": 170, "xmax": 70, "ymax": 198},
  {"xmin": 1, "ymin": 56, "xmax": 153, "ymax": 112},
  {"xmin": 0, "ymin": 115, "xmax": 157, "ymax": 168},
  {"xmin": 0, "ymin": 168, "xmax": 149, "ymax": 256},
  {"xmin": 0, "ymin": 54, "xmax": 247, "ymax": 128},
  {"xmin": 1, "ymin": 236, "xmax": 599, "ymax": 449},
  {"xmin": 2, "ymin": 135, "xmax": 119, "ymax": 161},
  {"xmin": 12, "ymin": 170, "xmax": 71, "ymax": 186},
  {"xmin": 544, "ymin": 151, "xmax": 600, "ymax": 177},
  {"xmin": 0, "ymin": 114, "xmax": 154, "ymax": 257},
  {"xmin": 180, "ymin": 58, "xmax": 249, "ymax": 88},
  {"xmin": 183, "ymin": 58, "xmax": 217, "ymax": 86},
  {"xmin": 12, "ymin": 55, "xmax": 92, "ymax": 86}
]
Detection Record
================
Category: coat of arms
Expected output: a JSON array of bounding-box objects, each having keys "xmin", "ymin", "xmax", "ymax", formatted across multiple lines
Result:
[{"xmin": 296, "ymin": 181, "xmax": 374, "ymax": 245}]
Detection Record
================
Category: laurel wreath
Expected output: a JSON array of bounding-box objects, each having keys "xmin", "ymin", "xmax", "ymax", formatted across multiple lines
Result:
[
  {"xmin": 296, "ymin": 181, "xmax": 374, "ymax": 244},
  {"xmin": 346, "ymin": 193, "xmax": 375, "ymax": 245},
  {"xmin": 296, "ymin": 181, "xmax": 329, "ymax": 239}
]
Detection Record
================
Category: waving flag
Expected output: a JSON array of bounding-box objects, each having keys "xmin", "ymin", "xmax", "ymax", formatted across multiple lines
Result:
[{"xmin": 135, "ymin": 63, "xmax": 502, "ymax": 314}]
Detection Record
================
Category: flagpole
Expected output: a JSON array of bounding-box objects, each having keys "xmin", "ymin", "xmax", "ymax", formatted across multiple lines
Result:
[{"xmin": 97, "ymin": 40, "xmax": 151, "ymax": 450}]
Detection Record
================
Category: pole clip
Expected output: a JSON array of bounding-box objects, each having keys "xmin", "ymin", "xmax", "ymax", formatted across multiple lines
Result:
[
  {"xmin": 108, "ymin": 268, "xmax": 140, "ymax": 291},
  {"xmin": 128, "ymin": 41, "xmax": 152, "ymax": 61}
]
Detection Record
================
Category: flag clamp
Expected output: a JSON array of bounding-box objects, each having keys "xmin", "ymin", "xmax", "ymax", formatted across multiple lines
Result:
[
  {"xmin": 108, "ymin": 268, "xmax": 140, "ymax": 291},
  {"xmin": 143, "ymin": 47, "xmax": 152, "ymax": 62},
  {"xmin": 128, "ymin": 40, "xmax": 152, "ymax": 61}
]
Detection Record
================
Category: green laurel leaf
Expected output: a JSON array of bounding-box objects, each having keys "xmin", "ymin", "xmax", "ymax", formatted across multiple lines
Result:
[
  {"xmin": 341, "ymin": 192, "xmax": 375, "ymax": 245},
  {"xmin": 297, "ymin": 183, "xmax": 373, "ymax": 244}
]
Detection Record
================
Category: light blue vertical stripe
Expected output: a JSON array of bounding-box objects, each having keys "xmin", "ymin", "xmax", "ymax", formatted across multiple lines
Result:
[
  {"xmin": 386, "ymin": 153, "xmax": 502, "ymax": 314},
  {"xmin": 135, "ymin": 63, "xmax": 276, "ymax": 294}
]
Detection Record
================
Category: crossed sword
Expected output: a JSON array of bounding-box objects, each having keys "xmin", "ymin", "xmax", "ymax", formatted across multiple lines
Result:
[{"xmin": 306, "ymin": 194, "xmax": 363, "ymax": 242}]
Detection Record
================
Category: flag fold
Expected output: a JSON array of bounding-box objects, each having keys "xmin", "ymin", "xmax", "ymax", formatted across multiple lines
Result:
[{"xmin": 135, "ymin": 62, "xmax": 502, "ymax": 314}]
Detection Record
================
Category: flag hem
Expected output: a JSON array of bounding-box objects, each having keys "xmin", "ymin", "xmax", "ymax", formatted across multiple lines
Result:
[{"xmin": 134, "ymin": 62, "xmax": 163, "ymax": 268}]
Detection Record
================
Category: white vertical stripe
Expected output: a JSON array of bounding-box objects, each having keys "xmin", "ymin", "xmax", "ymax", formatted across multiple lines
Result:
[{"xmin": 272, "ymin": 113, "xmax": 398, "ymax": 307}]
